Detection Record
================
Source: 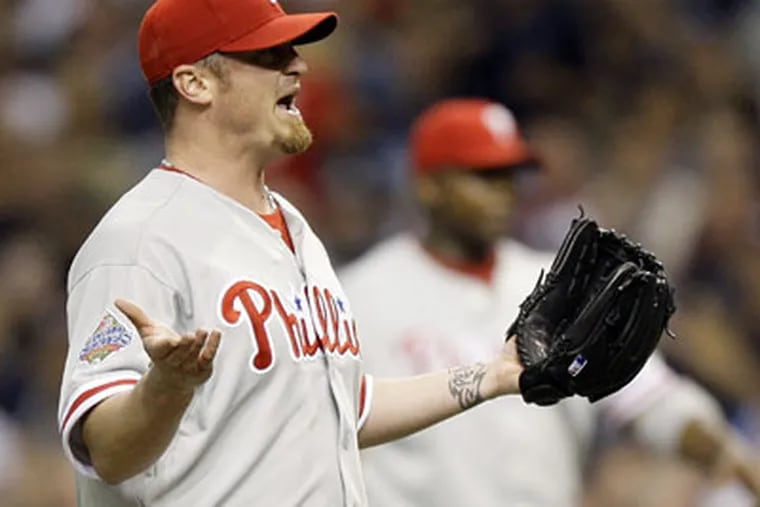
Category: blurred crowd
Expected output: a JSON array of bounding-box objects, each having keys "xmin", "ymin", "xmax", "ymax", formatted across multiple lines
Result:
[{"xmin": 1, "ymin": 0, "xmax": 759, "ymax": 505}]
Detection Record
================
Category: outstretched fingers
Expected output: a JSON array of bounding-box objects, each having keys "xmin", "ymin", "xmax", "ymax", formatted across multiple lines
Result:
[
  {"xmin": 185, "ymin": 329, "xmax": 207, "ymax": 364},
  {"xmin": 199, "ymin": 330, "xmax": 222, "ymax": 369},
  {"xmin": 115, "ymin": 298, "xmax": 155, "ymax": 334},
  {"xmin": 163, "ymin": 333, "xmax": 202, "ymax": 367}
]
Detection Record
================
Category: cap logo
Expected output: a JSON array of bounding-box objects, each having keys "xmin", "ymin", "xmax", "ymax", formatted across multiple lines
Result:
[{"xmin": 481, "ymin": 104, "xmax": 517, "ymax": 144}]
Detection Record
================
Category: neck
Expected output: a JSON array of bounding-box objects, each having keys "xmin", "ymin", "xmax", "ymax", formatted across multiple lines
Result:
[{"xmin": 165, "ymin": 127, "xmax": 277, "ymax": 214}]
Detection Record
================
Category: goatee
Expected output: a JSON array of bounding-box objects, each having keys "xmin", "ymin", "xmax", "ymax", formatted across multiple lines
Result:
[{"xmin": 279, "ymin": 119, "xmax": 313, "ymax": 154}]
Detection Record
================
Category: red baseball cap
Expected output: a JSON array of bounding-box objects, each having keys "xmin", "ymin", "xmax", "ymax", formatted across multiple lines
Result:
[
  {"xmin": 411, "ymin": 98, "xmax": 536, "ymax": 174},
  {"xmin": 138, "ymin": 0, "xmax": 338, "ymax": 85}
]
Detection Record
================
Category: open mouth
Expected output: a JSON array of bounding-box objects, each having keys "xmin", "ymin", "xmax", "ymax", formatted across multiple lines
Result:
[{"xmin": 276, "ymin": 93, "xmax": 301, "ymax": 116}]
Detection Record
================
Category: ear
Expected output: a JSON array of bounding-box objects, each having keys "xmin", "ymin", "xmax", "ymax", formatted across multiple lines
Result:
[{"xmin": 172, "ymin": 64, "xmax": 214, "ymax": 106}]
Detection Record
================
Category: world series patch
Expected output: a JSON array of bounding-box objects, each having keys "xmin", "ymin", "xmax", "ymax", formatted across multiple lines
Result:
[{"xmin": 79, "ymin": 312, "xmax": 133, "ymax": 364}]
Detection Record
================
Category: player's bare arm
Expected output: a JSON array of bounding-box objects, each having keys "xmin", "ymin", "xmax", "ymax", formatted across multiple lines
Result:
[
  {"xmin": 357, "ymin": 340, "xmax": 522, "ymax": 448},
  {"xmin": 81, "ymin": 299, "xmax": 221, "ymax": 484},
  {"xmin": 678, "ymin": 419, "xmax": 760, "ymax": 502}
]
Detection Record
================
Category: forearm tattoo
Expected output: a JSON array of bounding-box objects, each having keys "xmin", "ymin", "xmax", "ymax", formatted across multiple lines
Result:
[{"xmin": 448, "ymin": 363, "xmax": 487, "ymax": 410}]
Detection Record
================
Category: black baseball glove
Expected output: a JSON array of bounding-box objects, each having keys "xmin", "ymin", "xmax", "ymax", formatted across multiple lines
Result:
[{"xmin": 506, "ymin": 211, "xmax": 676, "ymax": 406}]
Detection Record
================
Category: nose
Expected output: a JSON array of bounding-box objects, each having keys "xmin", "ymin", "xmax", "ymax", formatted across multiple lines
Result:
[
  {"xmin": 482, "ymin": 179, "xmax": 515, "ymax": 212},
  {"xmin": 286, "ymin": 51, "xmax": 309, "ymax": 77}
]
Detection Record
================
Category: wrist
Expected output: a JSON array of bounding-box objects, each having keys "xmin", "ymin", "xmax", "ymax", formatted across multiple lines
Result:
[
  {"xmin": 484, "ymin": 357, "xmax": 521, "ymax": 399},
  {"xmin": 143, "ymin": 367, "xmax": 197, "ymax": 400}
]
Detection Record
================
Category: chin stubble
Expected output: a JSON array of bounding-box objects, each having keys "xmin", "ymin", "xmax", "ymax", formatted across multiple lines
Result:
[{"xmin": 279, "ymin": 119, "xmax": 314, "ymax": 154}]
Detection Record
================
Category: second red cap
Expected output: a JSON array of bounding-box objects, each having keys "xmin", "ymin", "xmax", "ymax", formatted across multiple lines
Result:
[{"xmin": 411, "ymin": 98, "xmax": 535, "ymax": 174}]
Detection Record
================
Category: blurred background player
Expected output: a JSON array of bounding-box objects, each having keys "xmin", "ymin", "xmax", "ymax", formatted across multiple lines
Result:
[{"xmin": 339, "ymin": 98, "xmax": 760, "ymax": 507}]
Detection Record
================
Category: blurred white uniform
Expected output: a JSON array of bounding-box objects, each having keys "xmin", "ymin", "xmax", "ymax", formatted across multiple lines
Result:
[
  {"xmin": 0, "ymin": 411, "xmax": 20, "ymax": 493},
  {"xmin": 340, "ymin": 233, "xmax": 722, "ymax": 507},
  {"xmin": 58, "ymin": 168, "xmax": 371, "ymax": 507}
]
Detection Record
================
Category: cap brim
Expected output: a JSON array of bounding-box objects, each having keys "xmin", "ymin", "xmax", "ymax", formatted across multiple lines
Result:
[{"xmin": 220, "ymin": 12, "xmax": 338, "ymax": 53}]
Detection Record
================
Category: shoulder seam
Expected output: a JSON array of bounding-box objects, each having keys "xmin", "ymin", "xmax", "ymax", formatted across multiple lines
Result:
[
  {"xmin": 69, "ymin": 263, "xmax": 181, "ymax": 296},
  {"xmin": 69, "ymin": 174, "xmax": 188, "ymax": 292}
]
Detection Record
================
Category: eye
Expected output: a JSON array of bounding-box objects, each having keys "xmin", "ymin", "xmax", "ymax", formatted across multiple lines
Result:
[
  {"xmin": 471, "ymin": 169, "xmax": 515, "ymax": 182},
  {"xmin": 232, "ymin": 45, "xmax": 297, "ymax": 70}
]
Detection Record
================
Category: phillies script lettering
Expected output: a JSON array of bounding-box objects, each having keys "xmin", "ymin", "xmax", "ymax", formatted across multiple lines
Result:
[{"xmin": 220, "ymin": 281, "xmax": 360, "ymax": 372}]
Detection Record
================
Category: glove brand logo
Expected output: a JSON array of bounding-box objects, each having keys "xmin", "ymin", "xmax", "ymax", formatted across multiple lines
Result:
[
  {"xmin": 567, "ymin": 354, "xmax": 588, "ymax": 377},
  {"xmin": 219, "ymin": 279, "xmax": 361, "ymax": 373}
]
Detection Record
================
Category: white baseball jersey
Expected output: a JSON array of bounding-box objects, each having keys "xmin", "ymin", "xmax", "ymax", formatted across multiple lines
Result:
[
  {"xmin": 58, "ymin": 168, "xmax": 371, "ymax": 507},
  {"xmin": 339, "ymin": 233, "xmax": 723, "ymax": 507}
]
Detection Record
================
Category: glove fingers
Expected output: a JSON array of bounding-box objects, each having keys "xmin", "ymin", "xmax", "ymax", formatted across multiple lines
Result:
[
  {"xmin": 598, "ymin": 227, "xmax": 665, "ymax": 275},
  {"xmin": 529, "ymin": 263, "xmax": 639, "ymax": 400},
  {"xmin": 562, "ymin": 261, "xmax": 640, "ymax": 354},
  {"xmin": 547, "ymin": 218, "xmax": 601, "ymax": 301},
  {"xmin": 510, "ymin": 220, "xmax": 605, "ymax": 366},
  {"xmin": 568, "ymin": 264, "xmax": 643, "ymax": 399},
  {"xmin": 592, "ymin": 271, "xmax": 673, "ymax": 401},
  {"xmin": 601, "ymin": 272, "xmax": 661, "ymax": 396}
]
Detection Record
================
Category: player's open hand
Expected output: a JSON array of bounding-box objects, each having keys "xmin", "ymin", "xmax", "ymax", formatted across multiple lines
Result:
[{"xmin": 115, "ymin": 298, "xmax": 222, "ymax": 392}]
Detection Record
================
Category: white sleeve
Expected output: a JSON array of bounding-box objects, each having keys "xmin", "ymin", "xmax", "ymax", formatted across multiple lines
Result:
[
  {"xmin": 599, "ymin": 352, "xmax": 725, "ymax": 454},
  {"xmin": 58, "ymin": 264, "xmax": 180, "ymax": 478}
]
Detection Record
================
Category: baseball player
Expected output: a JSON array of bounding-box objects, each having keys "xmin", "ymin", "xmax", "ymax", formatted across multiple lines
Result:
[
  {"xmin": 56, "ymin": 3, "xmax": 528, "ymax": 506},
  {"xmin": 340, "ymin": 98, "xmax": 760, "ymax": 507}
]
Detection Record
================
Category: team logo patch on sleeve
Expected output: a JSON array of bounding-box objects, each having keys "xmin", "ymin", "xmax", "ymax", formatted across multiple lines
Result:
[{"xmin": 79, "ymin": 312, "xmax": 133, "ymax": 364}]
